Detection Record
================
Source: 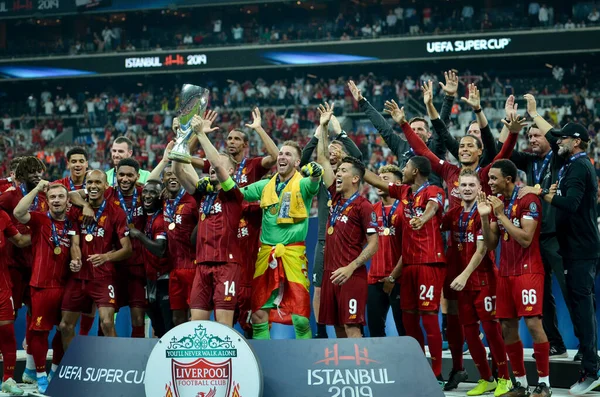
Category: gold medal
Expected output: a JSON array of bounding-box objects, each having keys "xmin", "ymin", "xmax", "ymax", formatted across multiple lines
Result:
[
  {"xmin": 457, "ymin": 243, "xmax": 463, "ymax": 251},
  {"xmin": 128, "ymin": 223, "xmax": 135, "ymax": 229},
  {"xmin": 201, "ymin": 213, "xmax": 206, "ymax": 221},
  {"xmin": 85, "ymin": 234, "xmax": 94, "ymax": 242},
  {"xmin": 534, "ymin": 184, "xmax": 541, "ymax": 190},
  {"xmin": 53, "ymin": 247, "xmax": 61, "ymax": 255},
  {"xmin": 383, "ymin": 228, "xmax": 390, "ymax": 236},
  {"xmin": 327, "ymin": 226, "xmax": 334, "ymax": 235},
  {"xmin": 503, "ymin": 232, "xmax": 509, "ymax": 241},
  {"xmin": 327, "ymin": 199, "xmax": 332, "ymax": 207},
  {"xmin": 168, "ymin": 222, "xmax": 176, "ymax": 230},
  {"xmin": 269, "ymin": 206, "xmax": 278, "ymax": 215}
]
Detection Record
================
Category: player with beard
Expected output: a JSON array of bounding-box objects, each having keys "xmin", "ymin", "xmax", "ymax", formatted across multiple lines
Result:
[
  {"xmin": 59, "ymin": 170, "xmax": 132, "ymax": 347},
  {"xmin": 0, "ymin": 209, "xmax": 30, "ymax": 396},
  {"xmin": 386, "ymin": 87, "xmax": 523, "ymax": 390},
  {"xmin": 104, "ymin": 158, "xmax": 146, "ymax": 338},
  {"xmin": 442, "ymin": 169, "xmax": 511, "ymax": 396},
  {"xmin": 366, "ymin": 165, "xmax": 404, "ymax": 338},
  {"xmin": 300, "ymin": 114, "xmax": 362, "ymax": 339},
  {"xmin": 129, "ymin": 180, "xmax": 171, "ymax": 337},
  {"xmin": 317, "ymin": 103, "xmax": 379, "ymax": 338},
  {"xmin": 13, "ymin": 182, "xmax": 81, "ymax": 394},
  {"xmin": 148, "ymin": 142, "xmax": 199, "ymax": 327},
  {"xmin": 480, "ymin": 159, "xmax": 550, "ymax": 397},
  {"xmin": 0, "ymin": 157, "xmax": 22, "ymax": 192},
  {"xmin": 105, "ymin": 137, "xmax": 151, "ymax": 187},
  {"xmin": 54, "ymin": 147, "xmax": 89, "ymax": 191},
  {"xmin": 174, "ymin": 115, "xmax": 244, "ymax": 326}
]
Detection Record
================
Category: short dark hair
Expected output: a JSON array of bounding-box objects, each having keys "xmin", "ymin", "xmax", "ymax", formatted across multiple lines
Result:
[
  {"xmin": 491, "ymin": 159, "xmax": 518, "ymax": 183},
  {"xmin": 117, "ymin": 157, "xmax": 140, "ymax": 173},
  {"xmin": 408, "ymin": 156, "xmax": 431, "ymax": 178},
  {"xmin": 341, "ymin": 156, "xmax": 366, "ymax": 181},
  {"xmin": 378, "ymin": 164, "xmax": 402, "ymax": 181},
  {"xmin": 230, "ymin": 129, "xmax": 249, "ymax": 143},
  {"xmin": 9, "ymin": 157, "xmax": 22, "ymax": 172},
  {"xmin": 114, "ymin": 136, "xmax": 133, "ymax": 150},
  {"xmin": 461, "ymin": 134, "xmax": 483, "ymax": 149},
  {"xmin": 66, "ymin": 147, "xmax": 88, "ymax": 161},
  {"xmin": 409, "ymin": 117, "xmax": 430, "ymax": 132},
  {"xmin": 329, "ymin": 140, "xmax": 348, "ymax": 155},
  {"xmin": 145, "ymin": 179, "xmax": 164, "ymax": 189},
  {"xmin": 15, "ymin": 156, "xmax": 46, "ymax": 181},
  {"xmin": 282, "ymin": 140, "xmax": 302, "ymax": 158}
]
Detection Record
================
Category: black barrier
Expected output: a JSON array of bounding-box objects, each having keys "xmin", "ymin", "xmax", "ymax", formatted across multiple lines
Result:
[
  {"xmin": 46, "ymin": 335, "xmax": 442, "ymax": 397},
  {"xmin": 1, "ymin": 28, "xmax": 599, "ymax": 81}
]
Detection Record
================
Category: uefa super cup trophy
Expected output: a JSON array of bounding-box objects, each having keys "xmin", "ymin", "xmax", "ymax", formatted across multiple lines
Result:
[{"xmin": 169, "ymin": 84, "xmax": 210, "ymax": 163}]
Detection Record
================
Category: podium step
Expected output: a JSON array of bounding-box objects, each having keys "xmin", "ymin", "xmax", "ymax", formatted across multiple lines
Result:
[{"xmin": 444, "ymin": 383, "xmax": 600, "ymax": 396}]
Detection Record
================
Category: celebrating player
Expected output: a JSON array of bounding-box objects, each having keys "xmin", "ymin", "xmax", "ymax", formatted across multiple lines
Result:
[
  {"xmin": 106, "ymin": 137, "xmax": 151, "ymax": 186},
  {"xmin": 479, "ymin": 159, "xmax": 551, "ymax": 397},
  {"xmin": 442, "ymin": 169, "xmax": 511, "ymax": 396},
  {"xmin": 13, "ymin": 182, "xmax": 81, "ymax": 394},
  {"xmin": 365, "ymin": 155, "xmax": 446, "ymax": 386},
  {"xmin": 130, "ymin": 180, "xmax": 171, "ymax": 337},
  {"xmin": 316, "ymin": 103, "xmax": 378, "ymax": 338},
  {"xmin": 54, "ymin": 147, "xmax": 89, "ymax": 191},
  {"xmin": 59, "ymin": 170, "xmax": 132, "ymax": 346},
  {"xmin": 367, "ymin": 165, "xmax": 404, "ymax": 337},
  {"xmin": 0, "ymin": 157, "xmax": 21, "ymax": 193}
]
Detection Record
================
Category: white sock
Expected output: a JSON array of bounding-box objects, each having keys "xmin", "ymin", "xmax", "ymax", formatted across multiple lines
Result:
[
  {"xmin": 26, "ymin": 354, "xmax": 35, "ymax": 371},
  {"xmin": 538, "ymin": 376, "xmax": 550, "ymax": 386},
  {"xmin": 36, "ymin": 372, "xmax": 46, "ymax": 379},
  {"xmin": 51, "ymin": 364, "xmax": 58, "ymax": 372},
  {"xmin": 516, "ymin": 375, "xmax": 528, "ymax": 387}
]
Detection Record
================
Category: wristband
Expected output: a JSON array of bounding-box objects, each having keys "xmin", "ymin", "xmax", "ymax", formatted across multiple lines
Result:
[
  {"xmin": 474, "ymin": 108, "xmax": 482, "ymax": 113},
  {"xmin": 386, "ymin": 276, "xmax": 395, "ymax": 283}
]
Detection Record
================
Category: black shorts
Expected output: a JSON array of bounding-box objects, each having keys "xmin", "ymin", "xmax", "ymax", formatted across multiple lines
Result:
[{"xmin": 312, "ymin": 239, "xmax": 325, "ymax": 287}]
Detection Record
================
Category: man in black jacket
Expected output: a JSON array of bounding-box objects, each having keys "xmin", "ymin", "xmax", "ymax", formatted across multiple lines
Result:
[{"xmin": 300, "ymin": 114, "xmax": 362, "ymax": 339}]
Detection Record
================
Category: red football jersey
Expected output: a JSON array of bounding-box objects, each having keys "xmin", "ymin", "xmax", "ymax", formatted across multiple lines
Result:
[
  {"xmin": 442, "ymin": 206, "xmax": 496, "ymax": 290},
  {"xmin": 324, "ymin": 187, "xmax": 378, "ymax": 273},
  {"xmin": 77, "ymin": 200, "xmax": 129, "ymax": 280},
  {"xmin": 389, "ymin": 183, "xmax": 446, "ymax": 265},
  {"xmin": 27, "ymin": 211, "xmax": 78, "ymax": 288},
  {"xmin": 497, "ymin": 192, "xmax": 544, "ymax": 276},
  {"xmin": 163, "ymin": 192, "xmax": 198, "ymax": 270},
  {"xmin": 104, "ymin": 186, "xmax": 145, "ymax": 266},
  {"xmin": 0, "ymin": 210, "xmax": 19, "ymax": 290},
  {"xmin": 0, "ymin": 178, "xmax": 15, "ymax": 193},
  {"xmin": 195, "ymin": 186, "xmax": 244, "ymax": 264},
  {"xmin": 237, "ymin": 204, "xmax": 263, "ymax": 287},
  {"xmin": 399, "ymin": 122, "xmax": 518, "ymax": 210},
  {"xmin": 0, "ymin": 186, "xmax": 48, "ymax": 268},
  {"xmin": 368, "ymin": 201, "xmax": 402, "ymax": 284},
  {"xmin": 143, "ymin": 213, "xmax": 169, "ymax": 280},
  {"xmin": 203, "ymin": 156, "xmax": 268, "ymax": 188},
  {"xmin": 53, "ymin": 176, "xmax": 85, "ymax": 191}
]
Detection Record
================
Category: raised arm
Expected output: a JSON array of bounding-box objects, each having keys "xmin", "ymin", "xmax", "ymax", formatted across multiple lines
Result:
[
  {"xmin": 524, "ymin": 94, "xmax": 559, "ymax": 152},
  {"xmin": 14, "ymin": 180, "xmax": 48, "ymax": 224},
  {"xmin": 349, "ymin": 80, "xmax": 409, "ymax": 158},
  {"xmin": 172, "ymin": 162, "xmax": 200, "ymax": 195},
  {"xmin": 192, "ymin": 115, "xmax": 230, "ymax": 183},
  {"xmin": 422, "ymin": 80, "xmax": 459, "ymax": 160},
  {"xmin": 439, "ymin": 70, "xmax": 458, "ymax": 126},
  {"xmin": 148, "ymin": 141, "xmax": 175, "ymax": 181},
  {"xmin": 300, "ymin": 135, "xmax": 318, "ymax": 167},
  {"xmin": 316, "ymin": 104, "xmax": 335, "ymax": 188},
  {"xmin": 244, "ymin": 107, "xmax": 278, "ymax": 169}
]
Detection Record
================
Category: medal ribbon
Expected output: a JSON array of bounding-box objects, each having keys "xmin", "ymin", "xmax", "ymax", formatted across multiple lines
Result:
[
  {"xmin": 20, "ymin": 184, "xmax": 38, "ymax": 210},
  {"xmin": 558, "ymin": 152, "xmax": 586, "ymax": 185},
  {"xmin": 407, "ymin": 182, "xmax": 430, "ymax": 216},
  {"xmin": 47, "ymin": 211, "xmax": 70, "ymax": 250},
  {"xmin": 504, "ymin": 186, "xmax": 519, "ymax": 220},
  {"xmin": 330, "ymin": 191, "xmax": 359, "ymax": 228},
  {"xmin": 275, "ymin": 174, "xmax": 292, "ymax": 197},
  {"xmin": 85, "ymin": 199, "xmax": 107, "ymax": 238},
  {"xmin": 145, "ymin": 212, "xmax": 161, "ymax": 238},
  {"xmin": 533, "ymin": 150, "xmax": 553, "ymax": 185},
  {"xmin": 381, "ymin": 200, "xmax": 400, "ymax": 228},
  {"xmin": 234, "ymin": 157, "xmax": 247, "ymax": 184},
  {"xmin": 165, "ymin": 188, "xmax": 185, "ymax": 222},
  {"xmin": 202, "ymin": 192, "xmax": 218, "ymax": 217},
  {"xmin": 69, "ymin": 177, "xmax": 86, "ymax": 191},
  {"xmin": 458, "ymin": 204, "xmax": 477, "ymax": 243},
  {"xmin": 117, "ymin": 187, "xmax": 138, "ymax": 225}
]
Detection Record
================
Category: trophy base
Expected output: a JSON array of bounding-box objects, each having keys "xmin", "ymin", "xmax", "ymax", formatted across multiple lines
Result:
[{"xmin": 168, "ymin": 152, "xmax": 192, "ymax": 164}]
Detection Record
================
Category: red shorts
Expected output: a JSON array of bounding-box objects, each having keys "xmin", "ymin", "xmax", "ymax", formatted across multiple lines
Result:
[
  {"xmin": 319, "ymin": 270, "xmax": 367, "ymax": 326},
  {"xmin": 236, "ymin": 285, "xmax": 252, "ymax": 331},
  {"xmin": 9, "ymin": 266, "xmax": 30, "ymax": 310},
  {"xmin": 496, "ymin": 273, "xmax": 544, "ymax": 319},
  {"xmin": 30, "ymin": 287, "xmax": 63, "ymax": 331},
  {"xmin": 0, "ymin": 289, "xmax": 15, "ymax": 321},
  {"xmin": 443, "ymin": 261, "xmax": 460, "ymax": 301},
  {"xmin": 190, "ymin": 262, "xmax": 240, "ymax": 311},
  {"xmin": 169, "ymin": 268, "xmax": 196, "ymax": 311},
  {"xmin": 458, "ymin": 285, "xmax": 497, "ymax": 325},
  {"xmin": 116, "ymin": 265, "xmax": 146, "ymax": 309},
  {"xmin": 400, "ymin": 264, "xmax": 446, "ymax": 312},
  {"xmin": 61, "ymin": 278, "xmax": 117, "ymax": 313}
]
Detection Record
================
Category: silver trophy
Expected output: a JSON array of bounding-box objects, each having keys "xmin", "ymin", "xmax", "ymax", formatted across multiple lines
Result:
[{"xmin": 169, "ymin": 84, "xmax": 210, "ymax": 163}]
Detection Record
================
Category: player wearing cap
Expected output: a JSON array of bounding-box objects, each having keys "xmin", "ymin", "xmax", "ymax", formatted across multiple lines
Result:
[
  {"xmin": 366, "ymin": 165, "xmax": 404, "ymax": 338},
  {"xmin": 105, "ymin": 137, "xmax": 151, "ymax": 187},
  {"xmin": 59, "ymin": 170, "xmax": 132, "ymax": 347},
  {"xmin": 536, "ymin": 122, "xmax": 600, "ymax": 395},
  {"xmin": 479, "ymin": 159, "xmax": 550, "ymax": 397},
  {"xmin": 13, "ymin": 182, "xmax": 81, "ymax": 394}
]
